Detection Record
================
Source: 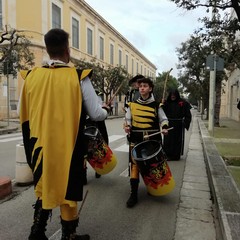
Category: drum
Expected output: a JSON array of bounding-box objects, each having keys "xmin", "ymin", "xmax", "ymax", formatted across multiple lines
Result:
[
  {"xmin": 84, "ymin": 126, "xmax": 117, "ymax": 175},
  {"xmin": 131, "ymin": 140, "xmax": 175, "ymax": 196}
]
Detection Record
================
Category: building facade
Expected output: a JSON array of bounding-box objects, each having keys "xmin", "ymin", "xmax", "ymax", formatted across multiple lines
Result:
[
  {"xmin": 220, "ymin": 9, "xmax": 240, "ymax": 122},
  {"xmin": 220, "ymin": 70, "xmax": 240, "ymax": 121},
  {"xmin": 0, "ymin": 0, "xmax": 157, "ymax": 119}
]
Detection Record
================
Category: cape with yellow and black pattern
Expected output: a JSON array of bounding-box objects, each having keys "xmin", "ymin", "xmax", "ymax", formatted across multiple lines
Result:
[{"xmin": 20, "ymin": 65, "xmax": 91, "ymax": 209}]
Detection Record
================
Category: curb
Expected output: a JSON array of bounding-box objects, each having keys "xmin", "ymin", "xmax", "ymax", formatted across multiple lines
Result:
[
  {"xmin": 0, "ymin": 176, "xmax": 12, "ymax": 200},
  {"xmin": 198, "ymin": 117, "xmax": 240, "ymax": 240},
  {"xmin": 0, "ymin": 127, "xmax": 19, "ymax": 135}
]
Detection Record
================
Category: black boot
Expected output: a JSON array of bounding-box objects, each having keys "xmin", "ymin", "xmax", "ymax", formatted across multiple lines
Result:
[
  {"xmin": 28, "ymin": 199, "xmax": 52, "ymax": 240},
  {"xmin": 95, "ymin": 172, "xmax": 101, "ymax": 178},
  {"xmin": 61, "ymin": 218, "xmax": 90, "ymax": 240},
  {"xmin": 126, "ymin": 178, "xmax": 139, "ymax": 208}
]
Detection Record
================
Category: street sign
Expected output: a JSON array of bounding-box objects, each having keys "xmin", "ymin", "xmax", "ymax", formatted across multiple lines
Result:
[{"xmin": 206, "ymin": 54, "xmax": 224, "ymax": 71}]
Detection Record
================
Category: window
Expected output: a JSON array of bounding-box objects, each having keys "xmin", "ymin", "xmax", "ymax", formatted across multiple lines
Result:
[
  {"xmin": 119, "ymin": 49, "xmax": 122, "ymax": 66},
  {"xmin": 72, "ymin": 17, "xmax": 79, "ymax": 49},
  {"xmin": 110, "ymin": 44, "xmax": 114, "ymax": 65},
  {"xmin": 132, "ymin": 59, "xmax": 134, "ymax": 74},
  {"xmin": 52, "ymin": 3, "xmax": 61, "ymax": 28},
  {"xmin": 0, "ymin": 0, "xmax": 2, "ymax": 30},
  {"xmin": 136, "ymin": 62, "xmax": 139, "ymax": 74},
  {"xmin": 87, "ymin": 28, "xmax": 93, "ymax": 55},
  {"xmin": 125, "ymin": 55, "xmax": 128, "ymax": 71},
  {"xmin": 100, "ymin": 36, "xmax": 104, "ymax": 60}
]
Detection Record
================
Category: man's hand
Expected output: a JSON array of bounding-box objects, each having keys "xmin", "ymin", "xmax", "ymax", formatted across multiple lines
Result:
[
  {"xmin": 102, "ymin": 103, "xmax": 110, "ymax": 112},
  {"xmin": 161, "ymin": 129, "xmax": 168, "ymax": 135},
  {"xmin": 124, "ymin": 125, "xmax": 131, "ymax": 134}
]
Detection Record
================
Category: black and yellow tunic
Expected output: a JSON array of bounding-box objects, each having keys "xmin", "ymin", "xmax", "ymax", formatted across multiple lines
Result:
[
  {"xmin": 20, "ymin": 65, "xmax": 92, "ymax": 209},
  {"xmin": 126, "ymin": 96, "xmax": 168, "ymax": 144}
]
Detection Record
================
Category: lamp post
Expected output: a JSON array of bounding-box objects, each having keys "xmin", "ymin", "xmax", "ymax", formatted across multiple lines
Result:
[
  {"xmin": 206, "ymin": 54, "xmax": 224, "ymax": 136},
  {"xmin": 7, "ymin": 60, "xmax": 9, "ymax": 127},
  {"xmin": 208, "ymin": 55, "xmax": 217, "ymax": 134}
]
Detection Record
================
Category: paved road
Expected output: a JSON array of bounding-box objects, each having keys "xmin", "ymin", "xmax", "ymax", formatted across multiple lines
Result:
[{"xmin": 0, "ymin": 111, "xmax": 226, "ymax": 240}]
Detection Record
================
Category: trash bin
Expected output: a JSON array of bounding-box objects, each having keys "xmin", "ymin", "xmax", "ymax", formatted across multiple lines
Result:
[{"xmin": 15, "ymin": 143, "xmax": 33, "ymax": 185}]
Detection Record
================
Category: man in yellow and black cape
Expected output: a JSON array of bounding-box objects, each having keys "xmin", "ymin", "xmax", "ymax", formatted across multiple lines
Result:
[{"xmin": 19, "ymin": 29, "xmax": 109, "ymax": 240}]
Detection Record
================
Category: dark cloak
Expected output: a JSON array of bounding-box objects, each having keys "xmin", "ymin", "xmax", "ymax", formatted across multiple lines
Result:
[{"xmin": 162, "ymin": 89, "xmax": 192, "ymax": 160}]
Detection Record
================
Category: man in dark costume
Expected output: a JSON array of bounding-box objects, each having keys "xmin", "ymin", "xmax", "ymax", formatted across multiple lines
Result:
[
  {"xmin": 124, "ymin": 74, "xmax": 143, "ymax": 111},
  {"xmin": 19, "ymin": 29, "xmax": 109, "ymax": 240},
  {"xmin": 162, "ymin": 89, "xmax": 192, "ymax": 161}
]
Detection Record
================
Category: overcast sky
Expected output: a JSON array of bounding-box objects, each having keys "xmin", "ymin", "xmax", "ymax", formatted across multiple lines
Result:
[{"xmin": 84, "ymin": 0, "xmax": 208, "ymax": 77}]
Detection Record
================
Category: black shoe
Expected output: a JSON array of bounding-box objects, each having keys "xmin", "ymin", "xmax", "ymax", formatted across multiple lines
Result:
[
  {"xmin": 28, "ymin": 199, "xmax": 51, "ymax": 240},
  {"xmin": 61, "ymin": 218, "xmax": 90, "ymax": 240},
  {"xmin": 126, "ymin": 194, "xmax": 138, "ymax": 208},
  {"xmin": 95, "ymin": 172, "xmax": 101, "ymax": 178},
  {"xmin": 29, "ymin": 233, "xmax": 48, "ymax": 240},
  {"xmin": 66, "ymin": 234, "xmax": 90, "ymax": 240}
]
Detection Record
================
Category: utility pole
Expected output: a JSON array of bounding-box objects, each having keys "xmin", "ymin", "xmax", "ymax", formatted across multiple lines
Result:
[
  {"xmin": 208, "ymin": 55, "xmax": 217, "ymax": 133},
  {"xmin": 7, "ymin": 61, "xmax": 10, "ymax": 127}
]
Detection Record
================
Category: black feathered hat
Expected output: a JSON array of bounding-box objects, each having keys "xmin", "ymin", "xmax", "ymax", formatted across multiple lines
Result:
[{"xmin": 128, "ymin": 74, "xmax": 144, "ymax": 86}]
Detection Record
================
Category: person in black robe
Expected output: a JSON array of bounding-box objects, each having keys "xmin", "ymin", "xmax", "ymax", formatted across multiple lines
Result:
[{"xmin": 162, "ymin": 89, "xmax": 192, "ymax": 160}]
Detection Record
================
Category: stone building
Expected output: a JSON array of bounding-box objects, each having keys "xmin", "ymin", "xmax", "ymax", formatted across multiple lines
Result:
[{"xmin": 0, "ymin": 0, "xmax": 157, "ymax": 119}]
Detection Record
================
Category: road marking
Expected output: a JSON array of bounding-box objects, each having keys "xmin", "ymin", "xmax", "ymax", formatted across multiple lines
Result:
[
  {"xmin": 0, "ymin": 134, "xmax": 125, "ymax": 143},
  {"xmin": 0, "ymin": 136, "xmax": 23, "ymax": 143},
  {"xmin": 114, "ymin": 143, "xmax": 129, "ymax": 152},
  {"xmin": 49, "ymin": 229, "xmax": 61, "ymax": 240},
  {"xmin": 109, "ymin": 135, "xmax": 125, "ymax": 142},
  {"xmin": 0, "ymin": 132, "xmax": 22, "ymax": 138},
  {"xmin": 120, "ymin": 168, "xmax": 129, "ymax": 177}
]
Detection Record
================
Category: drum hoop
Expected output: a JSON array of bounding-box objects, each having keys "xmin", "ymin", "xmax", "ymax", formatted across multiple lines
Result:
[
  {"xmin": 131, "ymin": 140, "xmax": 162, "ymax": 162},
  {"xmin": 84, "ymin": 126, "xmax": 99, "ymax": 137}
]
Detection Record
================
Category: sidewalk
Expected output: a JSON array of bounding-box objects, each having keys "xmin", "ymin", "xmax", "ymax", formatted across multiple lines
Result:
[
  {"xmin": 175, "ymin": 114, "xmax": 240, "ymax": 240},
  {"xmin": 198, "ymin": 116, "xmax": 240, "ymax": 240},
  {"xmin": 174, "ymin": 114, "xmax": 217, "ymax": 240},
  {"xmin": 0, "ymin": 118, "xmax": 21, "ymax": 200},
  {"xmin": 0, "ymin": 118, "xmax": 20, "ymax": 135}
]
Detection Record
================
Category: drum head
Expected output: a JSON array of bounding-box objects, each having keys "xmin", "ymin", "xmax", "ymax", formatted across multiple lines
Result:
[
  {"xmin": 132, "ymin": 140, "xmax": 162, "ymax": 161},
  {"xmin": 84, "ymin": 126, "xmax": 99, "ymax": 137}
]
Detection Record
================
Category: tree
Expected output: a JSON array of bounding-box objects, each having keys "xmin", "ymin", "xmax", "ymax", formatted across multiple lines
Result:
[
  {"xmin": 176, "ymin": 35, "xmax": 211, "ymax": 114},
  {"xmin": 170, "ymin": 0, "xmax": 240, "ymax": 22},
  {"xmin": 72, "ymin": 57, "xmax": 130, "ymax": 103},
  {"xmin": 171, "ymin": 1, "xmax": 240, "ymax": 125},
  {"xmin": 104, "ymin": 65, "xmax": 129, "ymax": 103},
  {"xmin": 176, "ymin": 31, "xmax": 230, "ymax": 124},
  {"xmin": 0, "ymin": 25, "xmax": 35, "ymax": 76},
  {"xmin": 153, "ymin": 71, "xmax": 179, "ymax": 103}
]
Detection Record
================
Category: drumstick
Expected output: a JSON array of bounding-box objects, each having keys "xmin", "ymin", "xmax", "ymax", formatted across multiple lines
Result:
[
  {"xmin": 162, "ymin": 68, "xmax": 173, "ymax": 104},
  {"xmin": 78, "ymin": 190, "xmax": 89, "ymax": 217},
  {"xmin": 107, "ymin": 80, "xmax": 126, "ymax": 106},
  {"xmin": 143, "ymin": 127, "xmax": 174, "ymax": 139}
]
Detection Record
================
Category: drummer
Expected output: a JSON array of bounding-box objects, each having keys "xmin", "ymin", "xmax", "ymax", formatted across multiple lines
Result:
[{"xmin": 124, "ymin": 77, "xmax": 169, "ymax": 208}]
